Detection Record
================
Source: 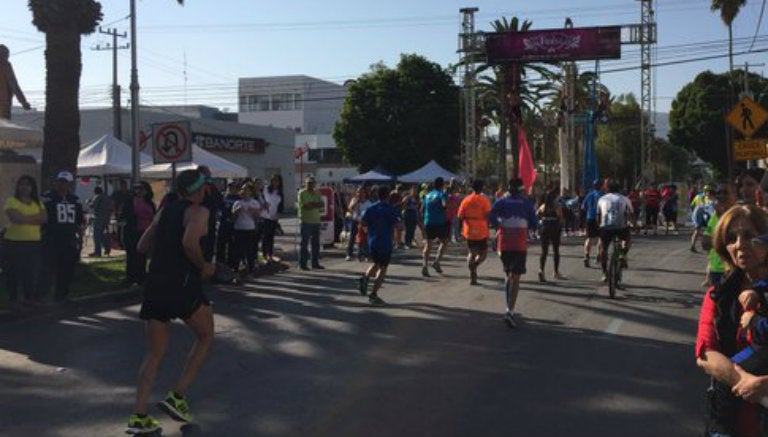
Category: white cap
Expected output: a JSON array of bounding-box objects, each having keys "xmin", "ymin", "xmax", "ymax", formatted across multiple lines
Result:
[{"xmin": 56, "ymin": 171, "xmax": 74, "ymax": 182}]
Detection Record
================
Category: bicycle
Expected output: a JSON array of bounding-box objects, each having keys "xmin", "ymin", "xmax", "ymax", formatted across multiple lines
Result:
[{"xmin": 606, "ymin": 233, "xmax": 624, "ymax": 299}]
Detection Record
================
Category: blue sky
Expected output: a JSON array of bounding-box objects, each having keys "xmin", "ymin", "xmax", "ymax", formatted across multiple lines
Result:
[{"xmin": 2, "ymin": 0, "xmax": 767, "ymax": 114}]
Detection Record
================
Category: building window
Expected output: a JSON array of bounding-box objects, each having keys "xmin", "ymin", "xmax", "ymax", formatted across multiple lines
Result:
[
  {"xmin": 246, "ymin": 95, "xmax": 270, "ymax": 112},
  {"xmin": 294, "ymin": 93, "xmax": 303, "ymax": 110},
  {"xmin": 271, "ymin": 93, "xmax": 296, "ymax": 111}
]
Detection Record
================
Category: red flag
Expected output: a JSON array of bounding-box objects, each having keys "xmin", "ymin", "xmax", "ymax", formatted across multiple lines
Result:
[{"xmin": 517, "ymin": 125, "xmax": 537, "ymax": 193}]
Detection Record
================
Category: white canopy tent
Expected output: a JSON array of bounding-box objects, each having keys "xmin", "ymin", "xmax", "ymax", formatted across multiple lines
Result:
[
  {"xmin": 77, "ymin": 134, "xmax": 153, "ymax": 176},
  {"xmin": 141, "ymin": 144, "xmax": 248, "ymax": 179},
  {"xmin": 0, "ymin": 119, "xmax": 43, "ymax": 149},
  {"xmin": 398, "ymin": 160, "xmax": 461, "ymax": 183}
]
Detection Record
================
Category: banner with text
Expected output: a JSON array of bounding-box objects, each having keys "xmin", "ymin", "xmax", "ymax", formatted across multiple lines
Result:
[{"xmin": 485, "ymin": 26, "xmax": 621, "ymax": 64}]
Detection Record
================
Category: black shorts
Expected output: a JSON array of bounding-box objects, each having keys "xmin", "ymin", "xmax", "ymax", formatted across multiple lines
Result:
[
  {"xmin": 466, "ymin": 239, "xmax": 488, "ymax": 252},
  {"xmin": 599, "ymin": 227, "xmax": 631, "ymax": 249},
  {"xmin": 370, "ymin": 250, "xmax": 392, "ymax": 267},
  {"xmin": 586, "ymin": 219, "xmax": 600, "ymax": 238},
  {"xmin": 500, "ymin": 251, "xmax": 527, "ymax": 275},
  {"xmin": 425, "ymin": 223, "xmax": 449, "ymax": 240},
  {"xmin": 140, "ymin": 273, "xmax": 210, "ymax": 322}
]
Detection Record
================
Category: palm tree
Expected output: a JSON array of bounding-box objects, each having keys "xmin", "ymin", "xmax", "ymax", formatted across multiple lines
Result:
[
  {"xmin": 28, "ymin": 0, "xmax": 102, "ymax": 187},
  {"xmin": 711, "ymin": 0, "xmax": 747, "ymax": 75},
  {"xmin": 473, "ymin": 16, "xmax": 557, "ymax": 179},
  {"xmin": 29, "ymin": 0, "xmax": 183, "ymax": 187}
]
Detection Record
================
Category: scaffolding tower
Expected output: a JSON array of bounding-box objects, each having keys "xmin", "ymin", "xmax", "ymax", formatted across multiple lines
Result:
[
  {"xmin": 458, "ymin": 7, "xmax": 480, "ymax": 179},
  {"xmin": 638, "ymin": 0, "xmax": 657, "ymax": 182}
]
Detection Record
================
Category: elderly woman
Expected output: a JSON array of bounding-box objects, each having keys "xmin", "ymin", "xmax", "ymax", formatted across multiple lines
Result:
[{"xmin": 696, "ymin": 203, "xmax": 768, "ymax": 436}]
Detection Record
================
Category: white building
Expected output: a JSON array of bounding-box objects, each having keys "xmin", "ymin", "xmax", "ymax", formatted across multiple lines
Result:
[
  {"xmin": 12, "ymin": 105, "xmax": 298, "ymax": 208},
  {"xmin": 238, "ymin": 75, "xmax": 357, "ymax": 188}
]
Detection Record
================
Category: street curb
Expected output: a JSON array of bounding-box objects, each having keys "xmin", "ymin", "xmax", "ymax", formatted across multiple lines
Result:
[{"xmin": 0, "ymin": 262, "xmax": 293, "ymax": 324}]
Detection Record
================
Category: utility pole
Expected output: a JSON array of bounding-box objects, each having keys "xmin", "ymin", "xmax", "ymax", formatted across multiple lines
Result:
[
  {"xmin": 130, "ymin": 0, "xmax": 141, "ymax": 184},
  {"xmin": 93, "ymin": 27, "xmax": 128, "ymax": 140},
  {"xmin": 458, "ymin": 7, "xmax": 481, "ymax": 180}
]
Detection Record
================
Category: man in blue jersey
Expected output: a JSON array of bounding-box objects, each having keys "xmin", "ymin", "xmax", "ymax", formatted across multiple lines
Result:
[
  {"xmin": 421, "ymin": 177, "xmax": 449, "ymax": 277},
  {"xmin": 489, "ymin": 178, "xmax": 538, "ymax": 329},
  {"xmin": 358, "ymin": 186, "xmax": 401, "ymax": 305},
  {"xmin": 581, "ymin": 179, "xmax": 604, "ymax": 268}
]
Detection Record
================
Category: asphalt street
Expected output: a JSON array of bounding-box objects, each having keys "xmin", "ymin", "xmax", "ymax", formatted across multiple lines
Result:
[{"xmin": 0, "ymin": 230, "xmax": 707, "ymax": 436}]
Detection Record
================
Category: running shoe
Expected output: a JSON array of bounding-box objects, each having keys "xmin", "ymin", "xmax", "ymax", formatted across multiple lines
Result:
[
  {"xmin": 538, "ymin": 271, "xmax": 546, "ymax": 282},
  {"xmin": 583, "ymin": 257, "xmax": 590, "ymax": 268},
  {"xmin": 620, "ymin": 257, "xmax": 628, "ymax": 269},
  {"xmin": 345, "ymin": 256, "xmax": 352, "ymax": 261},
  {"xmin": 369, "ymin": 294, "xmax": 386, "ymax": 305},
  {"xmin": 470, "ymin": 270, "xmax": 478, "ymax": 285},
  {"xmin": 601, "ymin": 273, "xmax": 607, "ymax": 283},
  {"xmin": 358, "ymin": 275, "xmax": 369, "ymax": 296},
  {"xmin": 158, "ymin": 391, "xmax": 193, "ymax": 423},
  {"xmin": 126, "ymin": 413, "xmax": 160, "ymax": 434},
  {"xmin": 503, "ymin": 312, "xmax": 517, "ymax": 329},
  {"xmin": 421, "ymin": 266, "xmax": 430, "ymax": 277},
  {"xmin": 432, "ymin": 261, "xmax": 443, "ymax": 273}
]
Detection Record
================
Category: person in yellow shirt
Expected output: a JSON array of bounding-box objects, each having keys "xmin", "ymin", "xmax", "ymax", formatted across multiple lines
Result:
[
  {"xmin": 3, "ymin": 175, "xmax": 46, "ymax": 305},
  {"xmin": 457, "ymin": 179, "xmax": 492, "ymax": 285}
]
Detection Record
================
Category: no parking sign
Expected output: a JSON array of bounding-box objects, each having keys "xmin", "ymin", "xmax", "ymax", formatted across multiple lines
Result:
[{"xmin": 152, "ymin": 121, "xmax": 193, "ymax": 164}]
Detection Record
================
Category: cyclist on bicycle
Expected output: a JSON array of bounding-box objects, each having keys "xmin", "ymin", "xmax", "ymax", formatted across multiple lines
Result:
[{"xmin": 596, "ymin": 181, "xmax": 634, "ymax": 282}]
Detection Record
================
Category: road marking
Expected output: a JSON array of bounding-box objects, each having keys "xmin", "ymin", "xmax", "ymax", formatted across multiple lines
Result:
[{"xmin": 605, "ymin": 318, "xmax": 624, "ymax": 335}]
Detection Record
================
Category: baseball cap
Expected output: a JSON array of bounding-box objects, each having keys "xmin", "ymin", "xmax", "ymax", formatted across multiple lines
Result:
[{"xmin": 56, "ymin": 171, "xmax": 74, "ymax": 182}]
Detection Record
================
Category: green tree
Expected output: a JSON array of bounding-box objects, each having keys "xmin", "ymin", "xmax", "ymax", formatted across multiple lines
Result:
[
  {"xmin": 28, "ymin": 0, "xmax": 102, "ymax": 186},
  {"xmin": 596, "ymin": 94, "xmax": 641, "ymax": 186},
  {"xmin": 334, "ymin": 54, "xmax": 460, "ymax": 174},
  {"xmin": 668, "ymin": 69, "xmax": 768, "ymax": 175}
]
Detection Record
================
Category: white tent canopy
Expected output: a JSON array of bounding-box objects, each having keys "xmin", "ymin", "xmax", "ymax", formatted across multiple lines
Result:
[
  {"xmin": 398, "ymin": 160, "xmax": 461, "ymax": 183},
  {"xmin": 0, "ymin": 119, "xmax": 43, "ymax": 149},
  {"xmin": 77, "ymin": 134, "xmax": 153, "ymax": 176},
  {"xmin": 141, "ymin": 144, "xmax": 248, "ymax": 179}
]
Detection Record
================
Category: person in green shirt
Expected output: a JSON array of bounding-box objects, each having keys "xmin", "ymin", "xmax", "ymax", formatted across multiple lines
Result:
[
  {"xmin": 701, "ymin": 184, "xmax": 735, "ymax": 287},
  {"xmin": 298, "ymin": 176, "xmax": 325, "ymax": 270}
]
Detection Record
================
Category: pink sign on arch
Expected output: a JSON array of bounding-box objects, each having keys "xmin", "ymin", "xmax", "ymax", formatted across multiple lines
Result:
[{"xmin": 485, "ymin": 26, "xmax": 621, "ymax": 64}]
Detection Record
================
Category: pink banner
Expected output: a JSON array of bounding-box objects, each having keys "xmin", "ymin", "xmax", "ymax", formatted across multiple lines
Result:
[
  {"xmin": 486, "ymin": 26, "xmax": 621, "ymax": 63},
  {"xmin": 517, "ymin": 126, "xmax": 537, "ymax": 194}
]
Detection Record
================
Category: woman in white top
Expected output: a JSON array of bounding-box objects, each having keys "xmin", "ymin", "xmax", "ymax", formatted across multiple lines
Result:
[
  {"xmin": 230, "ymin": 183, "xmax": 261, "ymax": 274},
  {"xmin": 261, "ymin": 175, "xmax": 282, "ymax": 263}
]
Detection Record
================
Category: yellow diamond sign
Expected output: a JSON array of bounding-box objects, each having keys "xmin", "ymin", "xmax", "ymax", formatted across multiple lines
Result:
[{"xmin": 726, "ymin": 96, "xmax": 768, "ymax": 138}]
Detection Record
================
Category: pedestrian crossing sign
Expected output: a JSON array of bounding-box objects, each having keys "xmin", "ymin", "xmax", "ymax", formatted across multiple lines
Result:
[{"xmin": 726, "ymin": 96, "xmax": 768, "ymax": 138}]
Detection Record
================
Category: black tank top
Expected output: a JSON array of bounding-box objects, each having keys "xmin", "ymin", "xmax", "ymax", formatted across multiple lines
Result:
[{"xmin": 147, "ymin": 199, "xmax": 200, "ymax": 281}]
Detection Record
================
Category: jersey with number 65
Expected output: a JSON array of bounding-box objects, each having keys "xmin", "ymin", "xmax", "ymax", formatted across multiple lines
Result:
[{"xmin": 41, "ymin": 190, "xmax": 84, "ymax": 247}]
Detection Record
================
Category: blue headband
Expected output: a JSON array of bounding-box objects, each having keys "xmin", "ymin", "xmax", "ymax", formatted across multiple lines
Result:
[{"xmin": 185, "ymin": 173, "xmax": 206, "ymax": 194}]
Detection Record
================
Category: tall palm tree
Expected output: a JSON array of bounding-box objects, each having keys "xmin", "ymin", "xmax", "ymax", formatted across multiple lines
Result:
[
  {"xmin": 474, "ymin": 16, "xmax": 557, "ymax": 179},
  {"xmin": 711, "ymin": 0, "xmax": 747, "ymax": 75},
  {"xmin": 28, "ymin": 0, "xmax": 102, "ymax": 187}
]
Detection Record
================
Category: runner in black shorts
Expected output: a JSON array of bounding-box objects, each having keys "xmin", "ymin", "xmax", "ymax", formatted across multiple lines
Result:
[
  {"xmin": 358, "ymin": 186, "xmax": 400, "ymax": 305},
  {"xmin": 126, "ymin": 169, "xmax": 217, "ymax": 435}
]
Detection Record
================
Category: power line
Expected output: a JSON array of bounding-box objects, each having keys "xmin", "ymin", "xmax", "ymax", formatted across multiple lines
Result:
[{"xmin": 751, "ymin": 0, "xmax": 768, "ymax": 51}]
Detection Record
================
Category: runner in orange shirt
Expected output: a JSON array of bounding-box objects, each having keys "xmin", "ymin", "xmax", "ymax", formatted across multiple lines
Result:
[{"xmin": 457, "ymin": 179, "xmax": 492, "ymax": 285}]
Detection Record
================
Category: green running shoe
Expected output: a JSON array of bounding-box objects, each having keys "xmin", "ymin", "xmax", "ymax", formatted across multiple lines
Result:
[
  {"xmin": 125, "ymin": 413, "xmax": 160, "ymax": 434},
  {"xmin": 158, "ymin": 391, "xmax": 193, "ymax": 422}
]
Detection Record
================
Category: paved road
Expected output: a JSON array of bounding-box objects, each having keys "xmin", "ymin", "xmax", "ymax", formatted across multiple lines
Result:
[{"xmin": 0, "ymin": 230, "xmax": 707, "ymax": 436}]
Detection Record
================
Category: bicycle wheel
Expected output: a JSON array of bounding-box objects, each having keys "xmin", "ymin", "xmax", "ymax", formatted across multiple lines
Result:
[{"xmin": 608, "ymin": 253, "xmax": 618, "ymax": 299}]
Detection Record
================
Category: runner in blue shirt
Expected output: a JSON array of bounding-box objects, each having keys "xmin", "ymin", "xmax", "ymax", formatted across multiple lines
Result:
[
  {"xmin": 359, "ymin": 186, "xmax": 401, "ymax": 305},
  {"xmin": 581, "ymin": 178, "xmax": 604, "ymax": 267},
  {"xmin": 421, "ymin": 177, "xmax": 449, "ymax": 277}
]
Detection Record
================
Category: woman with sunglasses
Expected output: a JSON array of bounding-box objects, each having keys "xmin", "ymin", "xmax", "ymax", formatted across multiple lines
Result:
[{"xmin": 696, "ymin": 203, "xmax": 768, "ymax": 436}]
